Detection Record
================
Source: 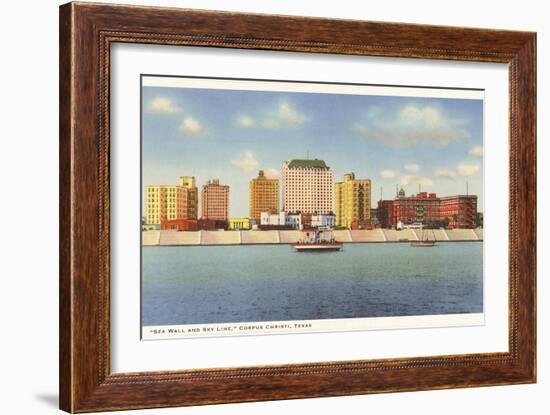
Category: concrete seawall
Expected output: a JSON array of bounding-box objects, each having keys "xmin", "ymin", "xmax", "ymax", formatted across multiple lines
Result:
[{"xmin": 143, "ymin": 228, "xmax": 483, "ymax": 247}]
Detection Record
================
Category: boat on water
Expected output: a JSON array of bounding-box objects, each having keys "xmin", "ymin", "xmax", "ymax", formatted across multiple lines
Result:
[
  {"xmin": 411, "ymin": 226, "xmax": 437, "ymax": 247},
  {"xmin": 291, "ymin": 227, "xmax": 343, "ymax": 252},
  {"xmin": 410, "ymin": 240, "xmax": 436, "ymax": 247}
]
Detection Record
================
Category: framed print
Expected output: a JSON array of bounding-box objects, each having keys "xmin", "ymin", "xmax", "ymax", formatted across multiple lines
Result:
[{"xmin": 59, "ymin": 2, "xmax": 536, "ymax": 413}]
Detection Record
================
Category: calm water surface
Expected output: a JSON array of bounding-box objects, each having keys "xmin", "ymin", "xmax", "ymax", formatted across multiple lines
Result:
[{"xmin": 142, "ymin": 242, "xmax": 483, "ymax": 326}]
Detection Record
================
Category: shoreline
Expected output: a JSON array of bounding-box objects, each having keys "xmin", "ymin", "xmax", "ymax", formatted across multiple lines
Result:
[
  {"xmin": 144, "ymin": 240, "xmax": 483, "ymax": 247},
  {"xmin": 142, "ymin": 228, "xmax": 483, "ymax": 247}
]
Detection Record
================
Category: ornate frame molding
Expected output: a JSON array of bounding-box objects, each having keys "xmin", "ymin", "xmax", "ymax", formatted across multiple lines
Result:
[{"xmin": 60, "ymin": 2, "xmax": 536, "ymax": 412}]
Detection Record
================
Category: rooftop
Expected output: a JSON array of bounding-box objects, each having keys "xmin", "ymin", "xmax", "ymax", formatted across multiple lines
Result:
[
  {"xmin": 287, "ymin": 159, "xmax": 329, "ymax": 169},
  {"xmin": 440, "ymin": 195, "xmax": 478, "ymax": 200}
]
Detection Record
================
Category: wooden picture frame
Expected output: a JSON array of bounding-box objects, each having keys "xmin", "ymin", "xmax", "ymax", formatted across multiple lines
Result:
[{"xmin": 59, "ymin": 2, "xmax": 536, "ymax": 412}]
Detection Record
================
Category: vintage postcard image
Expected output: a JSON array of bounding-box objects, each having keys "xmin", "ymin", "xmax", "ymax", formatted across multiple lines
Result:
[{"xmin": 140, "ymin": 76, "xmax": 484, "ymax": 340}]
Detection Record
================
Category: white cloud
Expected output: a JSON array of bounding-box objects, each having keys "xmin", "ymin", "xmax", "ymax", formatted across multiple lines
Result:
[
  {"xmin": 178, "ymin": 117, "xmax": 206, "ymax": 135},
  {"xmin": 263, "ymin": 101, "xmax": 307, "ymax": 129},
  {"xmin": 232, "ymin": 151, "xmax": 259, "ymax": 173},
  {"xmin": 401, "ymin": 175, "xmax": 433, "ymax": 186},
  {"xmin": 435, "ymin": 169, "xmax": 456, "ymax": 178},
  {"xmin": 264, "ymin": 168, "xmax": 280, "ymax": 179},
  {"xmin": 434, "ymin": 163, "xmax": 480, "ymax": 179},
  {"xmin": 148, "ymin": 97, "xmax": 181, "ymax": 114},
  {"xmin": 237, "ymin": 115, "xmax": 255, "ymax": 128},
  {"xmin": 380, "ymin": 169, "xmax": 399, "ymax": 178},
  {"xmin": 469, "ymin": 145, "xmax": 484, "ymax": 157},
  {"xmin": 237, "ymin": 101, "xmax": 307, "ymax": 130},
  {"xmin": 353, "ymin": 104, "xmax": 470, "ymax": 146},
  {"xmin": 456, "ymin": 164, "xmax": 480, "ymax": 177},
  {"xmin": 404, "ymin": 163, "xmax": 420, "ymax": 172}
]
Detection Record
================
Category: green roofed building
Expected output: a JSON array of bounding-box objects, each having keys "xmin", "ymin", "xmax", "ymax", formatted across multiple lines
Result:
[
  {"xmin": 282, "ymin": 158, "xmax": 334, "ymax": 215},
  {"xmin": 287, "ymin": 159, "xmax": 330, "ymax": 170}
]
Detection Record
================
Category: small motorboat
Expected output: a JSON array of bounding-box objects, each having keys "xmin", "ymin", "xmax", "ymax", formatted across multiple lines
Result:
[{"xmin": 291, "ymin": 228, "xmax": 342, "ymax": 252}]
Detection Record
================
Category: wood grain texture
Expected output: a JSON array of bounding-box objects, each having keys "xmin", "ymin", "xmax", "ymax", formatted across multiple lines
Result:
[
  {"xmin": 59, "ymin": 2, "xmax": 537, "ymax": 412},
  {"xmin": 59, "ymin": 3, "xmax": 73, "ymax": 411}
]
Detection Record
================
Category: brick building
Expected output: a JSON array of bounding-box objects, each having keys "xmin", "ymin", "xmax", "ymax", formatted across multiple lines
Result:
[
  {"xmin": 377, "ymin": 190, "xmax": 478, "ymax": 229},
  {"xmin": 440, "ymin": 195, "xmax": 478, "ymax": 229},
  {"xmin": 161, "ymin": 219, "xmax": 198, "ymax": 231},
  {"xmin": 249, "ymin": 170, "xmax": 279, "ymax": 222},
  {"xmin": 161, "ymin": 218, "xmax": 227, "ymax": 231},
  {"xmin": 145, "ymin": 176, "xmax": 198, "ymax": 225},
  {"xmin": 377, "ymin": 200, "xmax": 394, "ymax": 228},
  {"xmin": 335, "ymin": 172, "xmax": 371, "ymax": 229},
  {"xmin": 393, "ymin": 190, "xmax": 440, "ymax": 226},
  {"xmin": 201, "ymin": 179, "xmax": 229, "ymax": 221}
]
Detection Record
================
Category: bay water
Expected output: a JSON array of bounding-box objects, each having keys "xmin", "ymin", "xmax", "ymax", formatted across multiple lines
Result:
[{"xmin": 142, "ymin": 242, "xmax": 483, "ymax": 326}]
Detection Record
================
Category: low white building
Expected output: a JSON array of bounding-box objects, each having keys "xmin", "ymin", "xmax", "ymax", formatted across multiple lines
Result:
[
  {"xmin": 260, "ymin": 211, "xmax": 302, "ymax": 230},
  {"xmin": 402, "ymin": 222, "xmax": 423, "ymax": 229},
  {"xmin": 311, "ymin": 214, "xmax": 336, "ymax": 229},
  {"xmin": 260, "ymin": 212, "xmax": 285, "ymax": 226},
  {"xmin": 285, "ymin": 214, "xmax": 302, "ymax": 230}
]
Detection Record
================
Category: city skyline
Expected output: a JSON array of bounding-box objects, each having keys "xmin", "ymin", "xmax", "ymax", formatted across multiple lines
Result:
[{"xmin": 142, "ymin": 81, "xmax": 484, "ymax": 217}]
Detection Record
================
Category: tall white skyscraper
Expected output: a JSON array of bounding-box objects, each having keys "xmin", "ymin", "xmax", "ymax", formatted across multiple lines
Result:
[{"xmin": 282, "ymin": 159, "xmax": 334, "ymax": 214}]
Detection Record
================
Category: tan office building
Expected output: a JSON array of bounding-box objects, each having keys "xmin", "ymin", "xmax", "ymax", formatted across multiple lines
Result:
[
  {"xmin": 249, "ymin": 170, "xmax": 279, "ymax": 222},
  {"xmin": 145, "ymin": 176, "xmax": 198, "ymax": 225},
  {"xmin": 282, "ymin": 159, "xmax": 334, "ymax": 214},
  {"xmin": 201, "ymin": 179, "xmax": 229, "ymax": 220},
  {"xmin": 335, "ymin": 173, "xmax": 371, "ymax": 228}
]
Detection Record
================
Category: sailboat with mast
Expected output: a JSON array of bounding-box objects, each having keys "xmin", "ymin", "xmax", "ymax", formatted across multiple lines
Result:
[{"xmin": 411, "ymin": 225, "xmax": 437, "ymax": 247}]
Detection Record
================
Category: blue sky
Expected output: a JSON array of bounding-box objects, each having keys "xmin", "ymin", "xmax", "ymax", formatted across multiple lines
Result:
[{"xmin": 142, "ymin": 83, "xmax": 484, "ymax": 217}]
